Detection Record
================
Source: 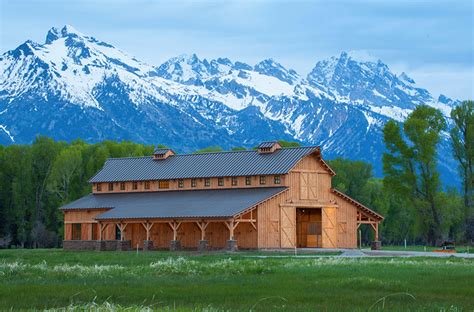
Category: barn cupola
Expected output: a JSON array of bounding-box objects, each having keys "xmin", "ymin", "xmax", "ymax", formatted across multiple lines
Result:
[
  {"xmin": 153, "ymin": 147, "xmax": 175, "ymax": 160},
  {"xmin": 257, "ymin": 141, "xmax": 282, "ymax": 154}
]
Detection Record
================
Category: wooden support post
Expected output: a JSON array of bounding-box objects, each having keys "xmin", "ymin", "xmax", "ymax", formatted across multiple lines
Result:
[
  {"xmin": 99, "ymin": 223, "xmax": 108, "ymax": 241},
  {"xmin": 168, "ymin": 221, "xmax": 182, "ymax": 241},
  {"xmin": 376, "ymin": 223, "xmax": 379, "ymax": 241},
  {"xmin": 117, "ymin": 223, "xmax": 128, "ymax": 241},
  {"xmin": 195, "ymin": 221, "xmax": 209, "ymax": 241},
  {"xmin": 224, "ymin": 220, "xmax": 239, "ymax": 240},
  {"xmin": 141, "ymin": 222, "xmax": 154, "ymax": 241}
]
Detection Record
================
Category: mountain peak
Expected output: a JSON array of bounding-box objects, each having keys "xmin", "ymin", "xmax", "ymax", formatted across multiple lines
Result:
[
  {"xmin": 45, "ymin": 25, "xmax": 85, "ymax": 44},
  {"xmin": 61, "ymin": 24, "xmax": 84, "ymax": 37},
  {"xmin": 254, "ymin": 58, "xmax": 300, "ymax": 84},
  {"xmin": 399, "ymin": 72, "xmax": 415, "ymax": 84}
]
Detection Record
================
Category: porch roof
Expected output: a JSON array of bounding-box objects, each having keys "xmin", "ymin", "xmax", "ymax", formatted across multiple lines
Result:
[{"xmin": 61, "ymin": 187, "xmax": 287, "ymax": 220}]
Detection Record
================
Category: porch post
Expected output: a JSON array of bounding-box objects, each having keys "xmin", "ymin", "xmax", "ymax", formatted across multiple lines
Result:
[
  {"xmin": 117, "ymin": 222, "xmax": 130, "ymax": 251},
  {"xmin": 196, "ymin": 221, "xmax": 209, "ymax": 252},
  {"xmin": 168, "ymin": 221, "xmax": 182, "ymax": 251},
  {"xmin": 141, "ymin": 222, "xmax": 154, "ymax": 251},
  {"xmin": 225, "ymin": 220, "xmax": 238, "ymax": 251},
  {"xmin": 95, "ymin": 222, "xmax": 105, "ymax": 251}
]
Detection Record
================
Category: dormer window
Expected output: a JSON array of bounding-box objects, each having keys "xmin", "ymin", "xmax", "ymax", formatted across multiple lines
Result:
[
  {"xmin": 153, "ymin": 147, "xmax": 175, "ymax": 160},
  {"xmin": 258, "ymin": 141, "xmax": 282, "ymax": 154}
]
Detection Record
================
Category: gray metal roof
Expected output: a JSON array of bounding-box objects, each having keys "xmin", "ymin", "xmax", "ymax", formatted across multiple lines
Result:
[
  {"xmin": 153, "ymin": 148, "xmax": 172, "ymax": 155},
  {"xmin": 61, "ymin": 187, "xmax": 287, "ymax": 220},
  {"xmin": 258, "ymin": 141, "xmax": 278, "ymax": 148},
  {"xmin": 89, "ymin": 146, "xmax": 319, "ymax": 183}
]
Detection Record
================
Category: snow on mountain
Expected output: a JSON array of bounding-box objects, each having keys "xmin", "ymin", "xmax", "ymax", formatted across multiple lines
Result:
[{"xmin": 0, "ymin": 25, "xmax": 461, "ymax": 186}]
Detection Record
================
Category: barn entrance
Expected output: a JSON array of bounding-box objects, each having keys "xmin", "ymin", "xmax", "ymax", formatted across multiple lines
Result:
[{"xmin": 296, "ymin": 208, "xmax": 322, "ymax": 248}]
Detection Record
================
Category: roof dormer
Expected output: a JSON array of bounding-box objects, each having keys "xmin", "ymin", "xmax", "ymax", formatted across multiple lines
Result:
[
  {"xmin": 153, "ymin": 147, "xmax": 175, "ymax": 160},
  {"xmin": 257, "ymin": 141, "xmax": 282, "ymax": 154}
]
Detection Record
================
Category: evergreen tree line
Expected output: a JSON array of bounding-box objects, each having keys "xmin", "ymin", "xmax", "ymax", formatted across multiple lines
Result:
[{"xmin": 0, "ymin": 101, "xmax": 472, "ymax": 247}]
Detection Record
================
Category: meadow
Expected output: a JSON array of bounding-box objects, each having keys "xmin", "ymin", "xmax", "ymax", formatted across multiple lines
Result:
[{"xmin": 0, "ymin": 249, "xmax": 473, "ymax": 311}]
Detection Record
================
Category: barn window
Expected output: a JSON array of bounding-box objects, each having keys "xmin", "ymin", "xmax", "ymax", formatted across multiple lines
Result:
[
  {"xmin": 218, "ymin": 177, "xmax": 224, "ymax": 186},
  {"xmin": 72, "ymin": 224, "xmax": 82, "ymax": 240},
  {"xmin": 120, "ymin": 182, "xmax": 126, "ymax": 191},
  {"xmin": 231, "ymin": 177, "xmax": 238, "ymax": 186},
  {"xmin": 145, "ymin": 181, "xmax": 151, "ymax": 190},
  {"xmin": 96, "ymin": 183, "xmax": 102, "ymax": 192},
  {"xmin": 108, "ymin": 183, "xmax": 114, "ymax": 191},
  {"xmin": 159, "ymin": 180, "xmax": 169, "ymax": 189},
  {"xmin": 132, "ymin": 181, "xmax": 138, "ymax": 190},
  {"xmin": 259, "ymin": 176, "xmax": 266, "ymax": 185},
  {"xmin": 204, "ymin": 178, "xmax": 211, "ymax": 187},
  {"xmin": 274, "ymin": 175, "xmax": 281, "ymax": 184},
  {"xmin": 245, "ymin": 176, "xmax": 251, "ymax": 185},
  {"xmin": 191, "ymin": 179, "xmax": 197, "ymax": 187},
  {"xmin": 178, "ymin": 179, "xmax": 184, "ymax": 188},
  {"xmin": 115, "ymin": 225, "xmax": 121, "ymax": 240}
]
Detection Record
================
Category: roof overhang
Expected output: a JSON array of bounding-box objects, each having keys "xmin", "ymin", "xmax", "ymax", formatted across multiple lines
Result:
[{"xmin": 331, "ymin": 188, "xmax": 384, "ymax": 221}]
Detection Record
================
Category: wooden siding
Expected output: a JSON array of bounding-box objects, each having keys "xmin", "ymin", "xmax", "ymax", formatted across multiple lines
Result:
[
  {"xmin": 257, "ymin": 191, "xmax": 288, "ymax": 248},
  {"xmin": 92, "ymin": 175, "xmax": 286, "ymax": 194}
]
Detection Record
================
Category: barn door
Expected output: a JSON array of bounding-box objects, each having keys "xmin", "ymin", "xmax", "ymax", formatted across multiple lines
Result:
[
  {"xmin": 300, "ymin": 172, "xmax": 318, "ymax": 200},
  {"xmin": 280, "ymin": 206, "xmax": 296, "ymax": 248},
  {"xmin": 322, "ymin": 207, "xmax": 337, "ymax": 248}
]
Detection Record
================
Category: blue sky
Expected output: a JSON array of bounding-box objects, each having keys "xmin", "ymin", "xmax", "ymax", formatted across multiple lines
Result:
[{"xmin": 1, "ymin": 0, "xmax": 472, "ymax": 99}]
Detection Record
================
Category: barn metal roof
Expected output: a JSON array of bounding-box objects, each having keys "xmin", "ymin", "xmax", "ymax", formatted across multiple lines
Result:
[
  {"xmin": 61, "ymin": 187, "xmax": 287, "ymax": 220},
  {"xmin": 258, "ymin": 141, "xmax": 278, "ymax": 148},
  {"xmin": 153, "ymin": 148, "xmax": 173, "ymax": 155},
  {"xmin": 89, "ymin": 146, "xmax": 320, "ymax": 183}
]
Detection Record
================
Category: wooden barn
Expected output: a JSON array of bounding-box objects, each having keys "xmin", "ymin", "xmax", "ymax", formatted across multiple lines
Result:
[{"xmin": 61, "ymin": 142, "xmax": 383, "ymax": 251}]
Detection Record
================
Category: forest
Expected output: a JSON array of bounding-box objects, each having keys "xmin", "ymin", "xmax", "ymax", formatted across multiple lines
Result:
[{"xmin": 0, "ymin": 101, "xmax": 472, "ymax": 248}]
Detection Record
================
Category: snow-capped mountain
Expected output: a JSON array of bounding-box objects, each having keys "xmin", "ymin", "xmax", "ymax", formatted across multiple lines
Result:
[{"xmin": 0, "ymin": 25, "xmax": 460, "ymax": 185}]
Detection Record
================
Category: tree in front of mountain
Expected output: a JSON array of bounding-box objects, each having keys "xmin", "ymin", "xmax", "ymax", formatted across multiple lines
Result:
[
  {"xmin": 450, "ymin": 100, "xmax": 474, "ymax": 240},
  {"xmin": 382, "ymin": 105, "xmax": 462, "ymax": 245}
]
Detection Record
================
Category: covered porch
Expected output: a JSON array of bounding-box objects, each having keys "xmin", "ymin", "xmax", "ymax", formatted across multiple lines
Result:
[
  {"xmin": 62, "ymin": 187, "xmax": 287, "ymax": 251},
  {"xmin": 94, "ymin": 208, "xmax": 257, "ymax": 251}
]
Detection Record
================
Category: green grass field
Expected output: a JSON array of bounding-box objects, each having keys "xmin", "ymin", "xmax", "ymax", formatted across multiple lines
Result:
[
  {"xmin": 378, "ymin": 245, "xmax": 474, "ymax": 253},
  {"xmin": 0, "ymin": 249, "xmax": 473, "ymax": 311}
]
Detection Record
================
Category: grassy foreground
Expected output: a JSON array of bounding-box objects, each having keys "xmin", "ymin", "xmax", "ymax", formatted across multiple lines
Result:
[{"xmin": 0, "ymin": 249, "xmax": 473, "ymax": 311}]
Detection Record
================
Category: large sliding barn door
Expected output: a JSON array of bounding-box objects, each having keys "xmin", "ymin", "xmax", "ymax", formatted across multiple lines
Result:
[
  {"xmin": 322, "ymin": 207, "xmax": 337, "ymax": 248},
  {"xmin": 280, "ymin": 206, "xmax": 296, "ymax": 248}
]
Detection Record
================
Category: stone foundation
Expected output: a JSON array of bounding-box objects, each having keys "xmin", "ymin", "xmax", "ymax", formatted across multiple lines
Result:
[
  {"xmin": 143, "ymin": 240, "xmax": 154, "ymax": 251},
  {"xmin": 117, "ymin": 240, "xmax": 131, "ymax": 251},
  {"xmin": 371, "ymin": 241, "xmax": 382, "ymax": 250},
  {"xmin": 63, "ymin": 240, "xmax": 97, "ymax": 251},
  {"xmin": 226, "ymin": 239, "xmax": 238, "ymax": 252},
  {"xmin": 198, "ymin": 240, "xmax": 208, "ymax": 252},
  {"xmin": 170, "ymin": 240, "xmax": 181, "ymax": 251}
]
